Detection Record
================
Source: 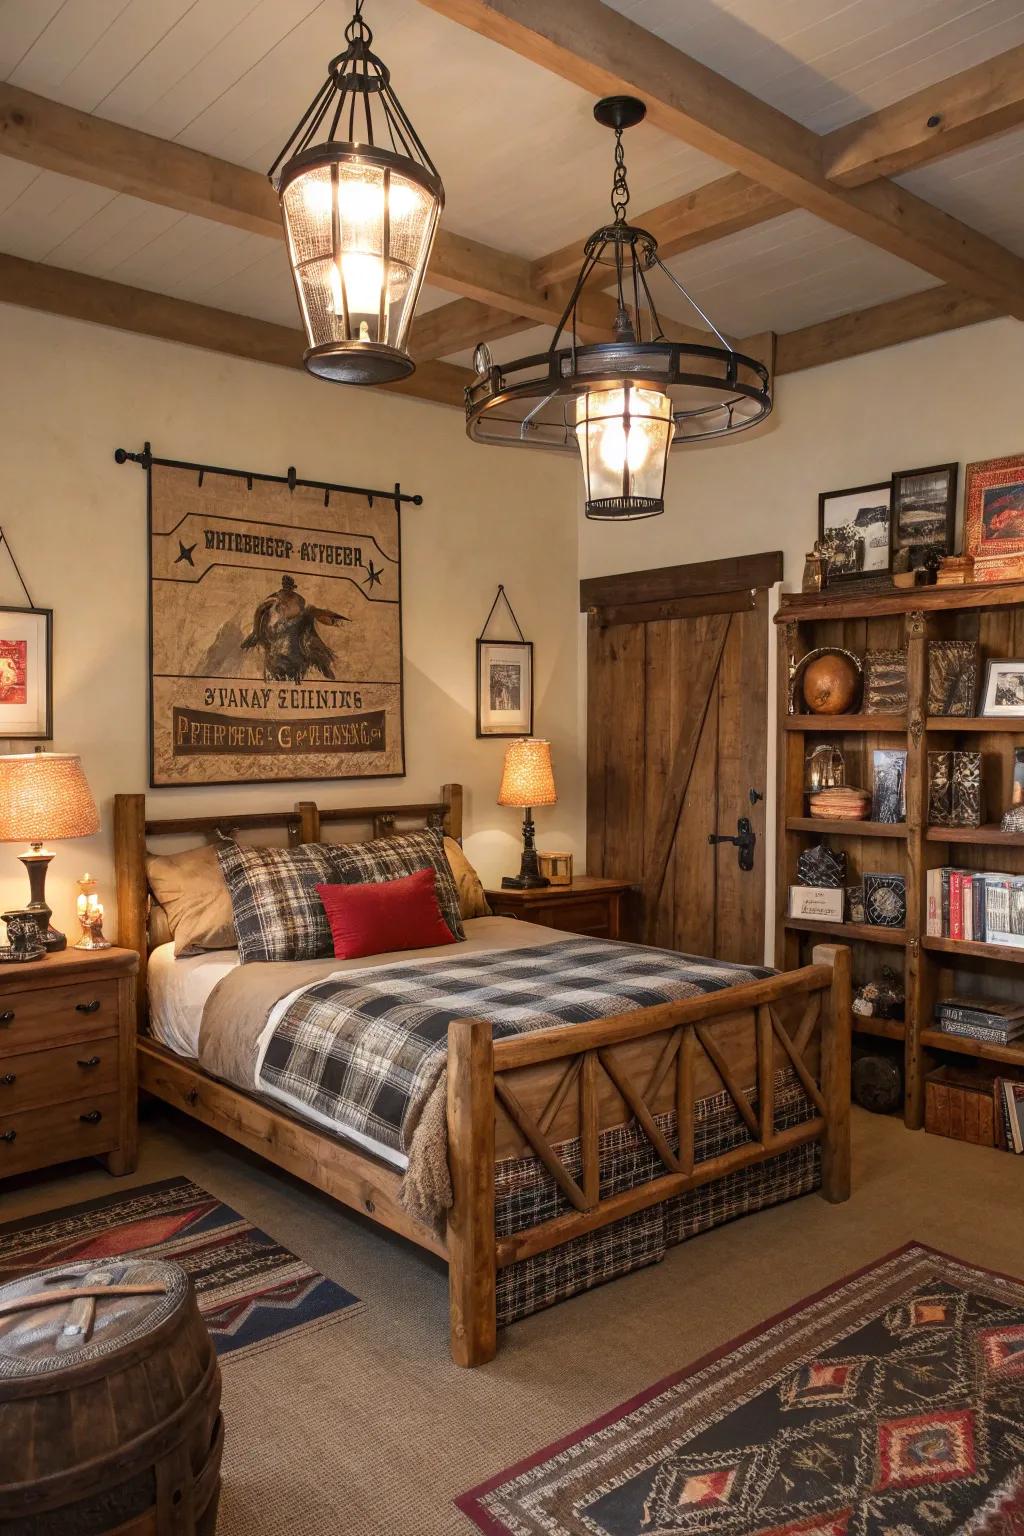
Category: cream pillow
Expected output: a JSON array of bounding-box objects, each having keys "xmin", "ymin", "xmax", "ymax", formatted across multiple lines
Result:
[
  {"xmin": 146, "ymin": 844, "xmax": 237, "ymax": 956},
  {"xmin": 444, "ymin": 837, "xmax": 491, "ymax": 920}
]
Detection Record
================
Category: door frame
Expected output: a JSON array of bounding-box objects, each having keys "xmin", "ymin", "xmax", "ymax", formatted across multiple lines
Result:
[{"xmin": 581, "ymin": 551, "xmax": 783, "ymax": 962}]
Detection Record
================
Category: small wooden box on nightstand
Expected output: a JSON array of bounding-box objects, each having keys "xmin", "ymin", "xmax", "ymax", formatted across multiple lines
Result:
[
  {"xmin": 0, "ymin": 947, "xmax": 139, "ymax": 1181},
  {"xmin": 484, "ymin": 877, "xmax": 634, "ymax": 940}
]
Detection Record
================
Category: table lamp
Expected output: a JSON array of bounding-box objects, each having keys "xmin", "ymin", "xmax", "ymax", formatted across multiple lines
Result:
[
  {"xmin": 0, "ymin": 753, "xmax": 100, "ymax": 952},
  {"xmin": 498, "ymin": 737, "xmax": 557, "ymax": 890}
]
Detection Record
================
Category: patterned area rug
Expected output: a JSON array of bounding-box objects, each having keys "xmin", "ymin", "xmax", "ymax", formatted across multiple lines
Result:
[
  {"xmin": 458, "ymin": 1243, "xmax": 1024, "ymax": 1535},
  {"xmin": 0, "ymin": 1175, "xmax": 362, "ymax": 1360}
]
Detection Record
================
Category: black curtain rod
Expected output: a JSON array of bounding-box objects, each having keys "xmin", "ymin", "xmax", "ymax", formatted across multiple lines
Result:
[{"xmin": 113, "ymin": 443, "xmax": 423, "ymax": 508}]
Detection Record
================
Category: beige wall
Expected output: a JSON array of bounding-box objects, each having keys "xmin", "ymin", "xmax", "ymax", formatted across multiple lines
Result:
[
  {"xmin": 578, "ymin": 316, "xmax": 1024, "ymax": 957},
  {"xmin": 0, "ymin": 303, "xmax": 584, "ymax": 936}
]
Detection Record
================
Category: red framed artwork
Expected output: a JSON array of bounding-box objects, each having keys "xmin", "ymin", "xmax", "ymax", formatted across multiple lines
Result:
[{"xmin": 963, "ymin": 452, "xmax": 1024, "ymax": 582}]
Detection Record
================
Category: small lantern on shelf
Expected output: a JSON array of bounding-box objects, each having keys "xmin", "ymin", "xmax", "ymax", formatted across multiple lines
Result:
[{"xmin": 75, "ymin": 873, "xmax": 111, "ymax": 951}]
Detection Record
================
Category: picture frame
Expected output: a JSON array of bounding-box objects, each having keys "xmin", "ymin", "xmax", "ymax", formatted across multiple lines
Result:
[
  {"xmin": 817, "ymin": 482, "xmax": 892, "ymax": 585},
  {"xmin": 863, "ymin": 872, "xmax": 907, "ymax": 930},
  {"xmin": 981, "ymin": 659, "xmax": 1024, "ymax": 717},
  {"xmin": 476, "ymin": 639, "xmax": 534, "ymax": 737},
  {"xmin": 927, "ymin": 639, "xmax": 979, "ymax": 717},
  {"xmin": 789, "ymin": 885, "xmax": 844, "ymax": 922},
  {"xmin": 872, "ymin": 749, "xmax": 907, "ymax": 824},
  {"xmin": 963, "ymin": 452, "xmax": 1024, "ymax": 579},
  {"xmin": 890, "ymin": 462, "xmax": 957, "ymax": 571},
  {"xmin": 0, "ymin": 605, "xmax": 52, "ymax": 741},
  {"xmin": 1013, "ymin": 748, "xmax": 1024, "ymax": 808}
]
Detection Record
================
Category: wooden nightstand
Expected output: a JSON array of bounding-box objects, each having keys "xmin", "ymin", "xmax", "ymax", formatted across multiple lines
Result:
[
  {"xmin": 0, "ymin": 947, "xmax": 139, "ymax": 1181},
  {"xmin": 484, "ymin": 877, "xmax": 634, "ymax": 940}
]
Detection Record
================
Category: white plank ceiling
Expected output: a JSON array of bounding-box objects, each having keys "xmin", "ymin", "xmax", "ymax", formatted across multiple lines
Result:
[{"xmin": 0, "ymin": 0, "xmax": 1022, "ymax": 354}]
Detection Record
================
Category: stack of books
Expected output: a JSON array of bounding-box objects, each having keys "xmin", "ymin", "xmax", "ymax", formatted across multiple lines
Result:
[
  {"xmin": 925, "ymin": 867, "xmax": 1024, "ymax": 946},
  {"xmin": 1001, "ymin": 1081, "xmax": 1024, "ymax": 1153},
  {"xmin": 934, "ymin": 996, "xmax": 1024, "ymax": 1045}
]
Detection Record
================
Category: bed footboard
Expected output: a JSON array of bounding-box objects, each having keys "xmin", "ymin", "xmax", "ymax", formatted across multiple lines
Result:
[{"xmin": 446, "ymin": 945, "xmax": 851, "ymax": 1367}]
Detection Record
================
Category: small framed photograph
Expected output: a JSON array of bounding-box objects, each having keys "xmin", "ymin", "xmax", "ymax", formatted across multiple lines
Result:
[
  {"xmin": 0, "ymin": 606, "xmax": 52, "ymax": 741},
  {"xmin": 863, "ymin": 872, "xmax": 907, "ymax": 930},
  {"xmin": 476, "ymin": 639, "xmax": 533, "ymax": 737},
  {"xmin": 981, "ymin": 659, "xmax": 1024, "ymax": 717},
  {"xmin": 872, "ymin": 749, "xmax": 907, "ymax": 823},
  {"xmin": 964, "ymin": 452, "xmax": 1024, "ymax": 569},
  {"xmin": 890, "ymin": 463, "xmax": 957, "ymax": 571},
  {"xmin": 818, "ymin": 482, "xmax": 892, "ymax": 585}
]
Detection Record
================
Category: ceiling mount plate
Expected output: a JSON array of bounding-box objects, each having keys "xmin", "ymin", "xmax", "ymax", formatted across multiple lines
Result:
[{"xmin": 593, "ymin": 95, "xmax": 646, "ymax": 132}]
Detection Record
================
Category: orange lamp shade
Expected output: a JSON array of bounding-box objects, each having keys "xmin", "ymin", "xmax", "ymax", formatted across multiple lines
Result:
[
  {"xmin": 0, "ymin": 753, "xmax": 100, "ymax": 844},
  {"xmin": 497, "ymin": 738, "xmax": 557, "ymax": 810}
]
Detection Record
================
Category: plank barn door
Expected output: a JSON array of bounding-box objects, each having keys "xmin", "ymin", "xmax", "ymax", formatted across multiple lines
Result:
[{"xmin": 583, "ymin": 553, "xmax": 782, "ymax": 965}]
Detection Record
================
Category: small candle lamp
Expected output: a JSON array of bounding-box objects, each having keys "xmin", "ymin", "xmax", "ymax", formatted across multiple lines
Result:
[{"xmin": 75, "ymin": 873, "xmax": 111, "ymax": 950}]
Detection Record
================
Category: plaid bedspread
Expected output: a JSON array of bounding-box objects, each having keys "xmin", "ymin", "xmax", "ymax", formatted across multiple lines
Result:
[{"xmin": 257, "ymin": 937, "xmax": 772, "ymax": 1159}]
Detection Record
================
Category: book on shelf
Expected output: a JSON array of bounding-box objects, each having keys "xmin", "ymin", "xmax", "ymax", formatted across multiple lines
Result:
[
  {"xmin": 1001, "ymin": 1081, "xmax": 1024, "ymax": 1153},
  {"xmin": 925, "ymin": 867, "xmax": 1024, "ymax": 946},
  {"xmin": 936, "ymin": 997, "xmax": 1024, "ymax": 1028},
  {"xmin": 935, "ymin": 1018, "xmax": 1024, "ymax": 1044}
]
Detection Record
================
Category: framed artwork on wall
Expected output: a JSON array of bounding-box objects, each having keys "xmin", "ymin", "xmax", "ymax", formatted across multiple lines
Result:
[
  {"xmin": 981, "ymin": 659, "xmax": 1024, "ymax": 717},
  {"xmin": 477, "ymin": 640, "xmax": 533, "ymax": 737},
  {"xmin": 890, "ymin": 462, "xmax": 957, "ymax": 572},
  {"xmin": 818, "ymin": 482, "xmax": 892, "ymax": 584},
  {"xmin": 0, "ymin": 605, "xmax": 52, "ymax": 740}
]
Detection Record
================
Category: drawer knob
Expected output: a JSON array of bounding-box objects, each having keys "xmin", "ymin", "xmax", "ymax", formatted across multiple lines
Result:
[
  {"xmin": 0, "ymin": 1011, "xmax": 13, "ymax": 1025},
  {"xmin": 76, "ymin": 1000, "xmax": 102, "ymax": 1014},
  {"xmin": 0, "ymin": 1073, "xmax": 14, "ymax": 1086},
  {"xmin": 77, "ymin": 1056, "xmax": 101, "ymax": 1069},
  {"xmin": 0, "ymin": 1129, "xmax": 15, "ymax": 1143},
  {"xmin": 80, "ymin": 1110, "xmax": 103, "ymax": 1125}
]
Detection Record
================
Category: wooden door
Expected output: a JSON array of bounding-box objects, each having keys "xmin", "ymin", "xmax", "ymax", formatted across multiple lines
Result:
[{"xmin": 583, "ymin": 553, "xmax": 781, "ymax": 965}]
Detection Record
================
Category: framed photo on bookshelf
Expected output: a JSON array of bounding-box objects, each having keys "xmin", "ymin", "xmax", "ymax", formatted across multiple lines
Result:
[
  {"xmin": 964, "ymin": 452, "xmax": 1024, "ymax": 582},
  {"xmin": 817, "ymin": 482, "xmax": 892, "ymax": 585},
  {"xmin": 890, "ymin": 462, "xmax": 957, "ymax": 572},
  {"xmin": 981, "ymin": 659, "xmax": 1024, "ymax": 717},
  {"xmin": 872, "ymin": 748, "xmax": 907, "ymax": 823}
]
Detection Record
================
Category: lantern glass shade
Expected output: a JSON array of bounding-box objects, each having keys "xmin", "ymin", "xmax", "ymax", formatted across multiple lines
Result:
[
  {"xmin": 574, "ymin": 383, "xmax": 675, "ymax": 520},
  {"xmin": 279, "ymin": 151, "xmax": 442, "ymax": 386}
]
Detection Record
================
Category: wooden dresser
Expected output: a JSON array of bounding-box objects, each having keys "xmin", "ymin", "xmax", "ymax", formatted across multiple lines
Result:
[
  {"xmin": 484, "ymin": 876, "xmax": 634, "ymax": 940},
  {"xmin": 0, "ymin": 947, "xmax": 139, "ymax": 1181}
]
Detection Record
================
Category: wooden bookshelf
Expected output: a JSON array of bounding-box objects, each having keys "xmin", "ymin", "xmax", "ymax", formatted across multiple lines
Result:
[{"xmin": 776, "ymin": 584, "xmax": 1024, "ymax": 1132}]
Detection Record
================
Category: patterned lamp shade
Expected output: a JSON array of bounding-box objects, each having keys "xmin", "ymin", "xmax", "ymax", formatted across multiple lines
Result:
[
  {"xmin": 498, "ymin": 739, "xmax": 557, "ymax": 809},
  {"xmin": 0, "ymin": 753, "xmax": 100, "ymax": 843}
]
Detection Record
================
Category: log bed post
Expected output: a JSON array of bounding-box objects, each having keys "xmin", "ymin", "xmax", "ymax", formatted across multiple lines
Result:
[
  {"xmin": 447, "ymin": 1016, "xmax": 497, "ymax": 1367},
  {"xmin": 114, "ymin": 793, "xmax": 149, "ymax": 1027},
  {"xmin": 814, "ymin": 943, "xmax": 852, "ymax": 1203}
]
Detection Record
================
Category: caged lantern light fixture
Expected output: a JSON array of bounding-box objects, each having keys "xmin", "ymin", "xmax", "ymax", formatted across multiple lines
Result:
[
  {"xmin": 268, "ymin": 0, "xmax": 444, "ymax": 386},
  {"xmin": 466, "ymin": 98, "xmax": 772, "ymax": 519}
]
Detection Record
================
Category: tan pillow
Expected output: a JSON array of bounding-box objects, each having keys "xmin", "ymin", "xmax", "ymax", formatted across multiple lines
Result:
[
  {"xmin": 444, "ymin": 837, "xmax": 491, "ymax": 920},
  {"xmin": 146, "ymin": 844, "xmax": 237, "ymax": 957}
]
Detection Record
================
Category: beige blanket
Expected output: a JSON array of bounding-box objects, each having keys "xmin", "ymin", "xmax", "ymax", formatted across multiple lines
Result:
[{"xmin": 197, "ymin": 917, "xmax": 567, "ymax": 1229}]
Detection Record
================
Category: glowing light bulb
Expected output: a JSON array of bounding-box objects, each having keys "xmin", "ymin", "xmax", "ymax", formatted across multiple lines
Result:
[
  {"xmin": 573, "ymin": 384, "xmax": 674, "ymax": 514},
  {"xmin": 302, "ymin": 177, "xmax": 334, "ymax": 217}
]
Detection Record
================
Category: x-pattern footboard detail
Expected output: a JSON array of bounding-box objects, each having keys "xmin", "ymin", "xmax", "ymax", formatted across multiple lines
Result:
[{"xmin": 446, "ymin": 946, "xmax": 851, "ymax": 1367}]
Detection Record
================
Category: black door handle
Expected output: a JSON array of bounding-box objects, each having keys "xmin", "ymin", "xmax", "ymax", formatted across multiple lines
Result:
[
  {"xmin": 77, "ymin": 1056, "xmax": 101, "ymax": 1069},
  {"xmin": 80, "ymin": 1110, "xmax": 103, "ymax": 1124},
  {"xmin": 76, "ymin": 1000, "xmax": 101, "ymax": 1014},
  {"xmin": 708, "ymin": 816, "xmax": 757, "ymax": 872}
]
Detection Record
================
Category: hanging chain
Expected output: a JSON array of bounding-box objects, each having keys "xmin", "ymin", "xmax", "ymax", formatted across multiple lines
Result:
[
  {"xmin": 346, "ymin": 0, "xmax": 372, "ymax": 45},
  {"xmin": 610, "ymin": 127, "xmax": 630, "ymax": 224}
]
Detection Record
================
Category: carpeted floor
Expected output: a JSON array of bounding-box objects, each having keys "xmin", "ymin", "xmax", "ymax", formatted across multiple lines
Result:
[{"xmin": 2, "ymin": 1103, "xmax": 1021, "ymax": 1535}]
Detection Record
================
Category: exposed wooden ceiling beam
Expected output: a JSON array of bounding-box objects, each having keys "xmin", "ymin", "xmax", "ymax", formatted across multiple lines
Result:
[
  {"xmin": 774, "ymin": 284, "xmax": 1001, "ymax": 375},
  {"xmin": 411, "ymin": 297, "xmax": 529, "ymax": 359},
  {"xmin": 0, "ymin": 253, "xmax": 471, "ymax": 407},
  {"xmin": 418, "ymin": 0, "xmax": 1024, "ymax": 320},
  {"xmin": 824, "ymin": 42, "xmax": 1024, "ymax": 187}
]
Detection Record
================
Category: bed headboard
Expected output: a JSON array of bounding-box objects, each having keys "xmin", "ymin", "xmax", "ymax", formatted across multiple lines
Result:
[{"xmin": 113, "ymin": 784, "xmax": 463, "ymax": 1021}]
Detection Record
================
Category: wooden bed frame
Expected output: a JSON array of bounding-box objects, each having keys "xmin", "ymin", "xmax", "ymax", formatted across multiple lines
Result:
[{"xmin": 114, "ymin": 785, "xmax": 853, "ymax": 1368}]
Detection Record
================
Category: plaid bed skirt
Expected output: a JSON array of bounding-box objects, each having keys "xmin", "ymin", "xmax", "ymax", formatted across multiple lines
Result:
[{"xmin": 494, "ymin": 1071, "xmax": 820, "ymax": 1327}]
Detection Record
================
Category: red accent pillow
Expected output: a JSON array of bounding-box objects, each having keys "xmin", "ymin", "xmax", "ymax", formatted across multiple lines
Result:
[{"xmin": 316, "ymin": 867, "xmax": 457, "ymax": 960}]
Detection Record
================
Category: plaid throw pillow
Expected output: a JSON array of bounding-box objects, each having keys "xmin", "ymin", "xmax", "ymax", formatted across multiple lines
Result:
[
  {"xmin": 218, "ymin": 829, "xmax": 465, "ymax": 963},
  {"xmin": 327, "ymin": 828, "xmax": 465, "ymax": 944},
  {"xmin": 217, "ymin": 841, "xmax": 354, "ymax": 963}
]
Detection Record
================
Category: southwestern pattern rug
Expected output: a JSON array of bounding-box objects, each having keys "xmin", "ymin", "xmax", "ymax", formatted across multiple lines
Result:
[
  {"xmin": 0, "ymin": 1175, "xmax": 362, "ymax": 1359},
  {"xmin": 458, "ymin": 1243, "xmax": 1024, "ymax": 1536}
]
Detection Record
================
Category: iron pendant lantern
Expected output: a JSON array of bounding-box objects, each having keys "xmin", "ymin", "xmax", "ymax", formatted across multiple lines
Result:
[
  {"xmin": 466, "ymin": 97, "xmax": 771, "ymax": 519},
  {"xmin": 269, "ymin": 0, "xmax": 444, "ymax": 386}
]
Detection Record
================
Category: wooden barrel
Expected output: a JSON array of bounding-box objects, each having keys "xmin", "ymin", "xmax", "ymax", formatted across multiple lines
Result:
[{"xmin": 0, "ymin": 1257, "xmax": 222, "ymax": 1534}]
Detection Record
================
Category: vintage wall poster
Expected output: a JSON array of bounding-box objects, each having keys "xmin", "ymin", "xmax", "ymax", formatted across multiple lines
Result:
[{"xmin": 149, "ymin": 460, "xmax": 404, "ymax": 786}]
